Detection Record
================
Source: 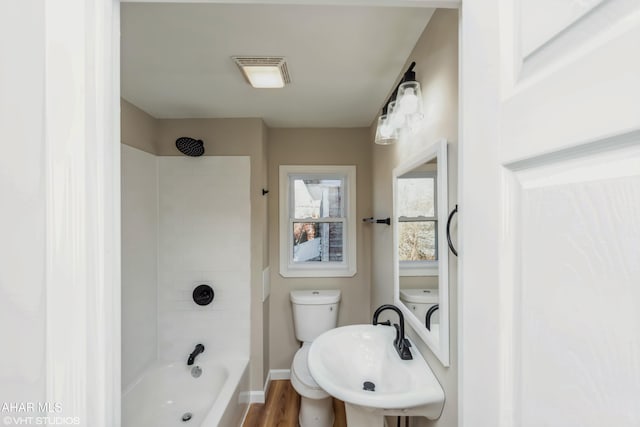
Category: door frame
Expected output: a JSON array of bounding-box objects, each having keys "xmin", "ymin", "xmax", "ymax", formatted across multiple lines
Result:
[
  {"xmin": 45, "ymin": 1, "xmax": 121, "ymax": 426},
  {"xmin": 73, "ymin": 0, "xmax": 461, "ymax": 425}
]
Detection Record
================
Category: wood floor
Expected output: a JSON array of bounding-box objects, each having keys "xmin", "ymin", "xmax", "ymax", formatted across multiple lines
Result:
[{"xmin": 242, "ymin": 380, "xmax": 347, "ymax": 427}]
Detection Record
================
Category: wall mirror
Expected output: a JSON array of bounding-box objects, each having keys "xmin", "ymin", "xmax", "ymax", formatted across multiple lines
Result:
[{"xmin": 393, "ymin": 138, "xmax": 449, "ymax": 366}]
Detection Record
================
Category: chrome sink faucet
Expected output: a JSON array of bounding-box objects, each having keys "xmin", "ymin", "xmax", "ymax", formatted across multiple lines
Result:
[
  {"xmin": 187, "ymin": 343, "xmax": 205, "ymax": 366},
  {"xmin": 372, "ymin": 304, "xmax": 413, "ymax": 360}
]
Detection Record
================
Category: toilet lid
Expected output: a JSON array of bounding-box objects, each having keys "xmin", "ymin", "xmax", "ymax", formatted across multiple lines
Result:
[
  {"xmin": 400, "ymin": 288, "xmax": 439, "ymax": 304},
  {"xmin": 292, "ymin": 345, "xmax": 321, "ymax": 390}
]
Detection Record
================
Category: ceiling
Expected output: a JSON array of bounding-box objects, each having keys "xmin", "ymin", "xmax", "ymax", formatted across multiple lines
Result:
[{"xmin": 121, "ymin": 3, "xmax": 434, "ymax": 127}]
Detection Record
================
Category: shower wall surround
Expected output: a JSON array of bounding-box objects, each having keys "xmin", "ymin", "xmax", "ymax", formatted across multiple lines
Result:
[
  {"xmin": 121, "ymin": 145, "xmax": 251, "ymax": 388},
  {"xmin": 122, "ymin": 145, "xmax": 158, "ymax": 387},
  {"xmin": 157, "ymin": 156, "xmax": 251, "ymax": 361}
]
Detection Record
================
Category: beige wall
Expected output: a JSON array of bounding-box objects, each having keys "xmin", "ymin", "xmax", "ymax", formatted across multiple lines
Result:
[
  {"xmin": 267, "ymin": 128, "xmax": 373, "ymax": 371},
  {"xmin": 371, "ymin": 9, "xmax": 459, "ymax": 427},
  {"xmin": 121, "ymin": 99, "xmax": 158, "ymax": 154},
  {"xmin": 400, "ymin": 276, "xmax": 438, "ymax": 289}
]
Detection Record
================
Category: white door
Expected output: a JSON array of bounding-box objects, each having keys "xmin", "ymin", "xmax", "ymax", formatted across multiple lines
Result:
[{"xmin": 460, "ymin": 1, "xmax": 640, "ymax": 426}]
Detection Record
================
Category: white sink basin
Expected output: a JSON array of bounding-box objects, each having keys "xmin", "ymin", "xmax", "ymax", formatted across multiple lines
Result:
[{"xmin": 308, "ymin": 324, "xmax": 444, "ymax": 421}]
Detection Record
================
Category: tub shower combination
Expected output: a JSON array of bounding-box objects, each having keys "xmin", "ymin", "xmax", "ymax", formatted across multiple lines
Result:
[
  {"xmin": 122, "ymin": 357, "xmax": 248, "ymax": 427},
  {"xmin": 122, "ymin": 145, "xmax": 252, "ymax": 427}
]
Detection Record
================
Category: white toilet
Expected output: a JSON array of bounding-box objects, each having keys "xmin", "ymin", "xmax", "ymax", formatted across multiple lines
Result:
[
  {"xmin": 400, "ymin": 288, "xmax": 439, "ymax": 327},
  {"xmin": 290, "ymin": 290, "xmax": 341, "ymax": 427}
]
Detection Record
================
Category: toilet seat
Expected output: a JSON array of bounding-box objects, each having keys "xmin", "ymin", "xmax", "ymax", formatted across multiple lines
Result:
[{"xmin": 291, "ymin": 344, "xmax": 329, "ymax": 400}]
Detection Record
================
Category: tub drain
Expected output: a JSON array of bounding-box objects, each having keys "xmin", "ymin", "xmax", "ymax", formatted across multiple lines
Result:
[{"xmin": 181, "ymin": 412, "xmax": 192, "ymax": 422}]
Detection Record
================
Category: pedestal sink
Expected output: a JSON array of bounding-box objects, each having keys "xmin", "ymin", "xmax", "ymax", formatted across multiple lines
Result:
[{"xmin": 308, "ymin": 324, "xmax": 444, "ymax": 426}]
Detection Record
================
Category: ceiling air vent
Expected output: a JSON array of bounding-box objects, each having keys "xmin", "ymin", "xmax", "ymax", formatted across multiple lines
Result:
[{"xmin": 232, "ymin": 56, "xmax": 291, "ymax": 88}]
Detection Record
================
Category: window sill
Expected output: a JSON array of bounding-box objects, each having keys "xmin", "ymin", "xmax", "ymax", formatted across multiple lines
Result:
[
  {"xmin": 280, "ymin": 263, "xmax": 357, "ymax": 278},
  {"xmin": 399, "ymin": 261, "xmax": 439, "ymax": 277}
]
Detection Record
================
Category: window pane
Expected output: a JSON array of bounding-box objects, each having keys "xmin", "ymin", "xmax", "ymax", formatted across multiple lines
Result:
[
  {"xmin": 398, "ymin": 221, "xmax": 436, "ymax": 261},
  {"xmin": 293, "ymin": 178, "xmax": 343, "ymax": 219},
  {"xmin": 292, "ymin": 222, "xmax": 343, "ymax": 262},
  {"xmin": 397, "ymin": 177, "xmax": 434, "ymax": 217}
]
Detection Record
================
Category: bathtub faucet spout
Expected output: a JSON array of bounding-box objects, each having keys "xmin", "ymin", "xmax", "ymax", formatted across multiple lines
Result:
[{"xmin": 187, "ymin": 344, "xmax": 205, "ymax": 366}]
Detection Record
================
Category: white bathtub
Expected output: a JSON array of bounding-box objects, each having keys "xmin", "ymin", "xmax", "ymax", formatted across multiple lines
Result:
[{"xmin": 123, "ymin": 358, "xmax": 249, "ymax": 427}]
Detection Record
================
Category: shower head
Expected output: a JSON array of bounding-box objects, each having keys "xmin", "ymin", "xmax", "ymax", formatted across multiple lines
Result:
[{"xmin": 175, "ymin": 137, "xmax": 205, "ymax": 157}]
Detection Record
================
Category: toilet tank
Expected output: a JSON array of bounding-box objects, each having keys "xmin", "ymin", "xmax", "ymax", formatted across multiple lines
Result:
[
  {"xmin": 290, "ymin": 290, "xmax": 341, "ymax": 343},
  {"xmin": 399, "ymin": 288, "xmax": 439, "ymax": 326}
]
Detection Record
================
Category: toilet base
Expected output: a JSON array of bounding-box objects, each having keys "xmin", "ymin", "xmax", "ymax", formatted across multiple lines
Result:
[{"xmin": 299, "ymin": 395, "xmax": 334, "ymax": 427}]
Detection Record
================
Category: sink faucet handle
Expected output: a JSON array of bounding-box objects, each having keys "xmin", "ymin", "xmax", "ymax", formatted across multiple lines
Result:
[
  {"xmin": 392, "ymin": 325, "xmax": 413, "ymax": 359},
  {"xmin": 399, "ymin": 341, "xmax": 413, "ymax": 360},
  {"xmin": 376, "ymin": 320, "xmax": 391, "ymax": 326}
]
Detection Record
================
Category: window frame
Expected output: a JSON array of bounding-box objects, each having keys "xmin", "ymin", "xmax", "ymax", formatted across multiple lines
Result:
[
  {"xmin": 279, "ymin": 165, "xmax": 357, "ymax": 277},
  {"xmin": 397, "ymin": 170, "xmax": 439, "ymax": 277}
]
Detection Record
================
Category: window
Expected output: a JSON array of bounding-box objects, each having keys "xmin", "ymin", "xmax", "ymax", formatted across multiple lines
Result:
[
  {"xmin": 397, "ymin": 171, "xmax": 438, "ymax": 275},
  {"xmin": 279, "ymin": 165, "xmax": 356, "ymax": 277}
]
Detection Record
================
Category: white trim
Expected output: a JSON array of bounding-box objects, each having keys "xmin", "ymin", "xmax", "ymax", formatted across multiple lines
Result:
[
  {"xmin": 279, "ymin": 165, "xmax": 357, "ymax": 277},
  {"xmin": 245, "ymin": 368, "xmax": 293, "ymax": 405},
  {"xmin": 247, "ymin": 391, "xmax": 266, "ymax": 404},
  {"xmin": 399, "ymin": 261, "xmax": 439, "ymax": 277},
  {"xmin": 239, "ymin": 399, "xmax": 252, "ymax": 427},
  {"xmin": 124, "ymin": 0, "xmax": 460, "ymax": 8},
  {"xmin": 45, "ymin": 1, "xmax": 120, "ymax": 426},
  {"xmin": 269, "ymin": 369, "xmax": 292, "ymax": 380},
  {"xmin": 393, "ymin": 139, "xmax": 450, "ymax": 367},
  {"xmin": 260, "ymin": 369, "xmax": 272, "ymax": 403},
  {"xmin": 246, "ymin": 368, "xmax": 293, "ymax": 405},
  {"xmin": 457, "ymin": 8, "xmax": 465, "ymax": 427}
]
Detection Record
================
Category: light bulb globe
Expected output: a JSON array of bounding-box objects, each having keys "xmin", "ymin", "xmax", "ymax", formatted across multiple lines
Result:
[
  {"xmin": 397, "ymin": 81, "xmax": 423, "ymax": 116},
  {"xmin": 374, "ymin": 114, "xmax": 398, "ymax": 145}
]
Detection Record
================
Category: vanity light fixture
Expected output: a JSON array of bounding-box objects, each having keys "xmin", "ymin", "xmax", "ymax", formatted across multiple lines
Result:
[
  {"xmin": 232, "ymin": 56, "xmax": 291, "ymax": 89},
  {"xmin": 387, "ymin": 100, "xmax": 406, "ymax": 129},
  {"xmin": 396, "ymin": 64, "xmax": 424, "ymax": 125},
  {"xmin": 374, "ymin": 61, "xmax": 424, "ymax": 145},
  {"xmin": 374, "ymin": 104, "xmax": 398, "ymax": 145}
]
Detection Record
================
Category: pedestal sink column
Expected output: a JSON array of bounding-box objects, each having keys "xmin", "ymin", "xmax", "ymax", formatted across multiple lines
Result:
[{"xmin": 345, "ymin": 403, "xmax": 384, "ymax": 427}]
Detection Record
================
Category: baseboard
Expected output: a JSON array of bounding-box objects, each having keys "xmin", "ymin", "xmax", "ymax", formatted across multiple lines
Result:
[
  {"xmin": 238, "ymin": 391, "xmax": 251, "ymax": 404},
  {"xmin": 269, "ymin": 369, "xmax": 291, "ymax": 380},
  {"xmin": 247, "ymin": 369, "xmax": 292, "ymax": 404},
  {"xmin": 239, "ymin": 404, "xmax": 250, "ymax": 426},
  {"xmin": 247, "ymin": 390, "xmax": 265, "ymax": 404}
]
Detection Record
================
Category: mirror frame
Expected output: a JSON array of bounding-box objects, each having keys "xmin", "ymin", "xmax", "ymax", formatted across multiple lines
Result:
[{"xmin": 393, "ymin": 138, "xmax": 449, "ymax": 366}]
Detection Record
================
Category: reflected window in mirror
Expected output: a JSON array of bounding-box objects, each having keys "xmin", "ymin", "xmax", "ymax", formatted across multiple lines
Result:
[{"xmin": 398, "ymin": 167, "xmax": 438, "ymax": 276}]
